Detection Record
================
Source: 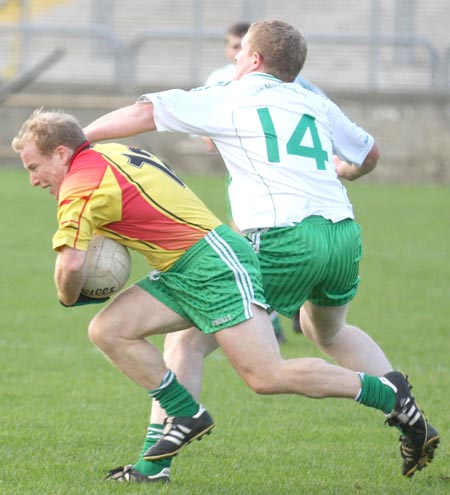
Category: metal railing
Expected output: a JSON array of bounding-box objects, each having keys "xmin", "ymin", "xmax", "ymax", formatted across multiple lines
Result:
[
  {"xmin": 0, "ymin": 1, "xmax": 447, "ymax": 93},
  {"xmin": 306, "ymin": 33, "xmax": 441, "ymax": 90},
  {"xmin": 125, "ymin": 27, "xmax": 225, "ymax": 88},
  {"xmin": 0, "ymin": 23, "xmax": 127, "ymax": 88}
]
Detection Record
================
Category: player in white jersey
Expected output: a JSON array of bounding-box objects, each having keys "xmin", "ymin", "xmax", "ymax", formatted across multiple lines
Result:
[
  {"xmin": 208, "ymin": 56, "xmax": 328, "ymax": 336},
  {"xmin": 142, "ymin": 75, "xmax": 371, "ymax": 231},
  {"xmin": 85, "ymin": 20, "xmax": 439, "ymax": 482}
]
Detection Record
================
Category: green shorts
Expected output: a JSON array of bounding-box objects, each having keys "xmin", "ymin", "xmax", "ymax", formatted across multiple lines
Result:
[
  {"xmin": 246, "ymin": 216, "xmax": 362, "ymax": 318},
  {"xmin": 136, "ymin": 224, "xmax": 268, "ymax": 334}
]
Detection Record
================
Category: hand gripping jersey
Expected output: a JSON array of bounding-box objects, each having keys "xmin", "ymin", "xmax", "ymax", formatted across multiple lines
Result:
[
  {"xmin": 52, "ymin": 142, "xmax": 221, "ymax": 271},
  {"xmin": 140, "ymin": 73, "xmax": 374, "ymax": 232}
]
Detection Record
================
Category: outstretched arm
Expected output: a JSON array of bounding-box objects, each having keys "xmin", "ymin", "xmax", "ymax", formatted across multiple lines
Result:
[
  {"xmin": 83, "ymin": 102, "xmax": 156, "ymax": 143},
  {"xmin": 334, "ymin": 142, "xmax": 379, "ymax": 181}
]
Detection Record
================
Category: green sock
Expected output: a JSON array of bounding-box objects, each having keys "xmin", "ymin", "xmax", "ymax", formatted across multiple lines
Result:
[
  {"xmin": 133, "ymin": 423, "xmax": 172, "ymax": 475},
  {"xmin": 149, "ymin": 370, "xmax": 199, "ymax": 417},
  {"xmin": 355, "ymin": 373, "xmax": 396, "ymax": 414}
]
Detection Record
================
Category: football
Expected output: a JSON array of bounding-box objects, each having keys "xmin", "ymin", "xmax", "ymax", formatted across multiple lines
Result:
[{"xmin": 81, "ymin": 235, "xmax": 132, "ymax": 299}]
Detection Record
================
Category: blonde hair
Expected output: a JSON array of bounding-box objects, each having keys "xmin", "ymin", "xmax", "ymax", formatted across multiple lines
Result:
[
  {"xmin": 12, "ymin": 108, "xmax": 86, "ymax": 156},
  {"xmin": 248, "ymin": 20, "xmax": 307, "ymax": 82}
]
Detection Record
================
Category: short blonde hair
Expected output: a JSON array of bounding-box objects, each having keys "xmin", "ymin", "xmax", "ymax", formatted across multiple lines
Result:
[
  {"xmin": 248, "ymin": 20, "xmax": 307, "ymax": 82},
  {"xmin": 12, "ymin": 108, "xmax": 86, "ymax": 156}
]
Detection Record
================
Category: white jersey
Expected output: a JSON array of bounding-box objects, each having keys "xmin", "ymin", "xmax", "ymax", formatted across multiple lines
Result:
[
  {"xmin": 140, "ymin": 72, "xmax": 374, "ymax": 232},
  {"xmin": 205, "ymin": 63, "xmax": 235, "ymax": 86}
]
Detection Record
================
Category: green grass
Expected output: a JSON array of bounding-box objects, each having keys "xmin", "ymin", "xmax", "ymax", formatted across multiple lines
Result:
[{"xmin": 1, "ymin": 169, "xmax": 449, "ymax": 495}]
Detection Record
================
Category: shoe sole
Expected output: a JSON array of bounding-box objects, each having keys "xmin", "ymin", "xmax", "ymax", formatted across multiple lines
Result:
[
  {"xmin": 143, "ymin": 423, "xmax": 215, "ymax": 461},
  {"xmin": 106, "ymin": 474, "xmax": 170, "ymax": 484},
  {"xmin": 403, "ymin": 434, "xmax": 440, "ymax": 478},
  {"xmin": 105, "ymin": 466, "xmax": 170, "ymax": 483}
]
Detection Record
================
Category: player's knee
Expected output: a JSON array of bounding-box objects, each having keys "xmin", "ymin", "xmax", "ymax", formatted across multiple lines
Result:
[
  {"xmin": 88, "ymin": 314, "xmax": 114, "ymax": 351},
  {"xmin": 241, "ymin": 371, "xmax": 278, "ymax": 395},
  {"xmin": 249, "ymin": 379, "xmax": 277, "ymax": 395}
]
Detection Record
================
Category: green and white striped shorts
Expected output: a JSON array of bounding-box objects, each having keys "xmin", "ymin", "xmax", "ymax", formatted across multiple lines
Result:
[
  {"xmin": 136, "ymin": 224, "xmax": 268, "ymax": 333},
  {"xmin": 247, "ymin": 216, "xmax": 362, "ymax": 317}
]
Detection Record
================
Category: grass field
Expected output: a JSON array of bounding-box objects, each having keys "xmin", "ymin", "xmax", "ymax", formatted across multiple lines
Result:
[{"xmin": 1, "ymin": 168, "xmax": 449, "ymax": 495}]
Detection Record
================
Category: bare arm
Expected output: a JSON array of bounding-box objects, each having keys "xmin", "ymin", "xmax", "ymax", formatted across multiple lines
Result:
[
  {"xmin": 334, "ymin": 143, "xmax": 379, "ymax": 181},
  {"xmin": 83, "ymin": 102, "xmax": 156, "ymax": 143},
  {"xmin": 54, "ymin": 246, "xmax": 87, "ymax": 306}
]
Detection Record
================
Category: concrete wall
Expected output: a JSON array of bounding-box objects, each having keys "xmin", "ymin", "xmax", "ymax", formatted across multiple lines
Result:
[
  {"xmin": 328, "ymin": 91, "xmax": 450, "ymax": 184},
  {"xmin": 2, "ymin": 88, "xmax": 450, "ymax": 184}
]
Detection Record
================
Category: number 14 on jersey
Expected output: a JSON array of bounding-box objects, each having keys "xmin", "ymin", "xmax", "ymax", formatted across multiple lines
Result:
[{"xmin": 257, "ymin": 108, "xmax": 329, "ymax": 170}]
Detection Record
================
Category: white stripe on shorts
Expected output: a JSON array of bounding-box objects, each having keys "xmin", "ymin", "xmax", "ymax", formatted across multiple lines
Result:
[{"xmin": 205, "ymin": 230, "xmax": 255, "ymax": 319}]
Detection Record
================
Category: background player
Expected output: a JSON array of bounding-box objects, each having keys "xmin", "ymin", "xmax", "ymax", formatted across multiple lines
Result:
[{"xmin": 205, "ymin": 21, "xmax": 251, "ymax": 86}]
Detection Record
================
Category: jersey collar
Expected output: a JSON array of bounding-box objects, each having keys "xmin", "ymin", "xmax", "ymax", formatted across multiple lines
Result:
[
  {"xmin": 69, "ymin": 141, "xmax": 91, "ymax": 168},
  {"xmin": 241, "ymin": 72, "xmax": 283, "ymax": 83}
]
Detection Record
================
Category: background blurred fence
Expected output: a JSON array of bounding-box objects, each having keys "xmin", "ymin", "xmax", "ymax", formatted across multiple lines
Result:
[{"xmin": 1, "ymin": 0, "xmax": 449, "ymax": 94}]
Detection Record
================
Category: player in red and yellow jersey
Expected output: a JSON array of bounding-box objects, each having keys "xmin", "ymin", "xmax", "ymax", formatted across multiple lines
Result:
[
  {"xmin": 54, "ymin": 141, "xmax": 221, "ymax": 272},
  {"xmin": 12, "ymin": 108, "xmax": 271, "ymax": 482}
]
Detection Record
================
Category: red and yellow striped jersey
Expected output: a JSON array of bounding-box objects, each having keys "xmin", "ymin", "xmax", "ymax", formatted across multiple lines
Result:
[{"xmin": 52, "ymin": 142, "xmax": 222, "ymax": 271}]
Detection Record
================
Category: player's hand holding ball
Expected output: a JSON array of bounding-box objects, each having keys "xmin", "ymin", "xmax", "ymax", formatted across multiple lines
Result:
[{"xmin": 60, "ymin": 235, "xmax": 131, "ymax": 308}]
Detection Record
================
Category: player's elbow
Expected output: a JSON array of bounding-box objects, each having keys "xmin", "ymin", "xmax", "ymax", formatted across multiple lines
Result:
[
  {"xmin": 133, "ymin": 102, "xmax": 156, "ymax": 132},
  {"xmin": 362, "ymin": 142, "xmax": 379, "ymax": 172},
  {"xmin": 58, "ymin": 292, "xmax": 78, "ymax": 307}
]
